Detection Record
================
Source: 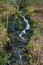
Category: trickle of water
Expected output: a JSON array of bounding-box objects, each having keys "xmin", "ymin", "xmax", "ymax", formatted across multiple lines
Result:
[
  {"xmin": 17, "ymin": 11, "xmax": 30, "ymax": 64},
  {"xmin": 19, "ymin": 14, "xmax": 30, "ymax": 40},
  {"xmin": 14, "ymin": 50, "xmax": 22, "ymax": 64},
  {"xmin": 7, "ymin": 10, "xmax": 31, "ymax": 65},
  {"xmin": 19, "ymin": 29, "xmax": 25, "ymax": 40}
]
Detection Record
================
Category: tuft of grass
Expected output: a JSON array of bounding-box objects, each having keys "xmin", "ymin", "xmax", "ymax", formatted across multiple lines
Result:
[{"xmin": 0, "ymin": 52, "xmax": 8, "ymax": 65}]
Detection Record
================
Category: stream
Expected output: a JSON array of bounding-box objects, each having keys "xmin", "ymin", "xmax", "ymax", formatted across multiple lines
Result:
[
  {"xmin": 6, "ymin": 10, "xmax": 30, "ymax": 65},
  {"xmin": 19, "ymin": 15, "xmax": 30, "ymax": 40},
  {"xmin": 15, "ymin": 10, "xmax": 30, "ymax": 65}
]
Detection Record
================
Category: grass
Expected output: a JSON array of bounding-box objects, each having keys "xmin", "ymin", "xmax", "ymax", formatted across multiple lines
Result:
[
  {"xmin": 0, "ymin": 1, "xmax": 43, "ymax": 65},
  {"xmin": 0, "ymin": 52, "xmax": 8, "ymax": 65},
  {"xmin": 26, "ymin": 18, "xmax": 43, "ymax": 65}
]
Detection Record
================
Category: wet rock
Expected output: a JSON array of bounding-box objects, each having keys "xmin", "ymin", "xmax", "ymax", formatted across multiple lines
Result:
[
  {"xmin": 6, "ymin": 61, "xmax": 11, "ymax": 65},
  {"xmin": 6, "ymin": 63, "xmax": 10, "ymax": 65},
  {"xmin": 8, "ymin": 53, "xmax": 13, "ymax": 60},
  {"xmin": 21, "ymin": 39, "xmax": 28, "ymax": 45},
  {"xmin": 5, "ymin": 42, "xmax": 12, "ymax": 51}
]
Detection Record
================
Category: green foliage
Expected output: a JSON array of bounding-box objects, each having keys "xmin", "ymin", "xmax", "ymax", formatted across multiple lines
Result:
[
  {"xmin": 0, "ymin": 19, "xmax": 7, "ymax": 44},
  {"xmin": 0, "ymin": 52, "xmax": 8, "ymax": 65},
  {"xmin": 0, "ymin": 0, "xmax": 43, "ymax": 65},
  {"xmin": 27, "ymin": 53, "xmax": 34, "ymax": 65},
  {"xmin": 26, "ymin": 19, "xmax": 41, "ymax": 65},
  {"xmin": 0, "ymin": 0, "xmax": 9, "ymax": 3},
  {"xmin": 0, "ymin": 18, "xmax": 7, "ymax": 29}
]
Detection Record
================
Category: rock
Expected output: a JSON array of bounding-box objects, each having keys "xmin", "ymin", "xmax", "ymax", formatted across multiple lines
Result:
[
  {"xmin": 6, "ymin": 61, "xmax": 11, "ymax": 65},
  {"xmin": 5, "ymin": 42, "xmax": 12, "ymax": 51}
]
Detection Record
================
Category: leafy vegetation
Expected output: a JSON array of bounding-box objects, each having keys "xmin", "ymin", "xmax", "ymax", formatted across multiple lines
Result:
[
  {"xmin": 0, "ymin": 0, "xmax": 43, "ymax": 65},
  {"xmin": 0, "ymin": 52, "xmax": 8, "ymax": 65}
]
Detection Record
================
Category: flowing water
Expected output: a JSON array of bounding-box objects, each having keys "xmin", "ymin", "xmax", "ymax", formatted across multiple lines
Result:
[
  {"xmin": 13, "ymin": 11, "xmax": 30, "ymax": 65},
  {"xmin": 6, "ymin": 10, "xmax": 30, "ymax": 65},
  {"xmin": 19, "ymin": 15, "xmax": 30, "ymax": 40}
]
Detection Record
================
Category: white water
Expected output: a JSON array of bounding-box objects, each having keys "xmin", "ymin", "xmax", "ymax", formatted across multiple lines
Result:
[
  {"xmin": 16, "ymin": 11, "xmax": 30, "ymax": 64},
  {"xmin": 6, "ymin": 10, "xmax": 30, "ymax": 65},
  {"xmin": 19, "ymin": 13, "xmax": 30, "ymax": 40},
  {"xmin": 14, "ymin": 50, "xmax": 22, "ymax": 64}
]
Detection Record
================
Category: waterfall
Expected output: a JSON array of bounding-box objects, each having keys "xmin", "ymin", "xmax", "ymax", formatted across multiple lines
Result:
[
  {"xmin": 19, "ymin": 12, "xmax": 30, "ymax": 40},
  {"xmin": 16, "ymin": 11, "xmax": 30, "ymax": 64},
  {"xmin": 6, "ymin": 10, "xmax": 31, "ymax": 65}
]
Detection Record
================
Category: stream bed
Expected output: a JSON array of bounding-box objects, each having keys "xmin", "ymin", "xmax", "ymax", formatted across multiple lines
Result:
[{"xmin": 6, "ymin": 10, "xmax": 31, "ymax": 65}]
